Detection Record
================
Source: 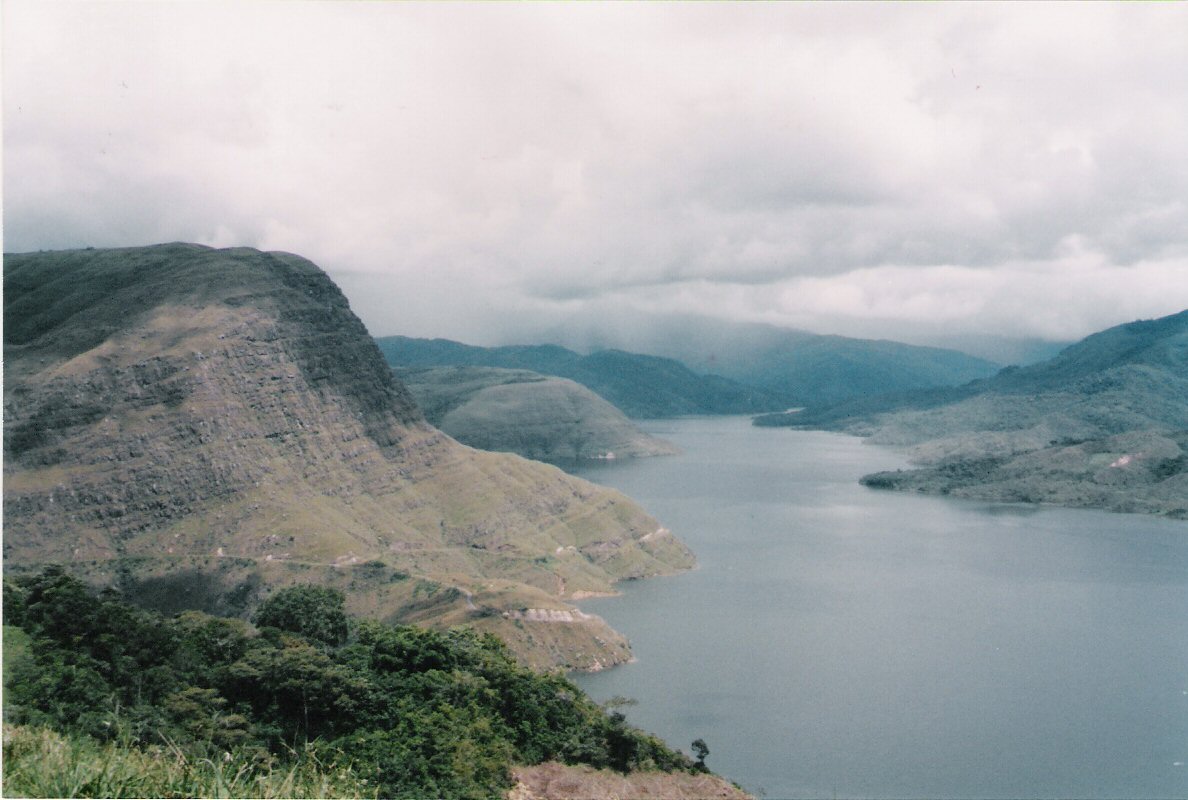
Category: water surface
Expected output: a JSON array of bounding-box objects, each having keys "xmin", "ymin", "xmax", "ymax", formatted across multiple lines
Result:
[{"xmin": 571, "ymin": 417, "xmax": 1188, "ymax": 800}]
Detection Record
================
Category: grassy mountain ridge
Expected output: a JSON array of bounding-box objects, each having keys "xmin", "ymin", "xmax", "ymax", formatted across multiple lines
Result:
[
  {"xmin": 398, "ymin": 366, "xmax": 678, "ymax": 463},
  {"xmin": 3, "ymin": 244, "xmax": 695, "ymax": 671},
  {"xmin": 376, "ymin": 336, "xmax": 786, "ymax": 418},
  {"xmin": 861, "ymin": 429, "xmax": 1188, "ymax": 517},
  {"xmin": 762, "ymin": 310, "xmax": 1188, "ymax": 432},
  {"xmin": 786, "ymin": 309, "xmax": 1188, "ymax": 516},
  {"xmin": 976, "ymin": 309, "xmax": 1188, "ymax": 394}
]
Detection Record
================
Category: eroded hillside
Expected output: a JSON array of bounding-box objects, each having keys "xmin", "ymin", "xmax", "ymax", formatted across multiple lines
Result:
[{"xmin": 3, "ymin": 244, "xmax": 695, "ymax": 670}]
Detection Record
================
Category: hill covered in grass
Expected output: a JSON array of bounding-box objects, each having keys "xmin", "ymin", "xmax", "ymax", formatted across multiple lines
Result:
[
  {"xmin": 397, "ymin": 366, "xmax": 678, "ymax": 463},
  {"xmin": 769, "ymin": 310, "xmax": 1188, "ymax": 516},
  {"xmin": 2, "ymin": 244, "xmax": 695, "ymax": 671}
]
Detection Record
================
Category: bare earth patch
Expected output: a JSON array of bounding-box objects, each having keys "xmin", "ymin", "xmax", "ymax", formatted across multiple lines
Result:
[{"xmin": 510, "ymin": 763, "xmax": 752, "ymax": 800}]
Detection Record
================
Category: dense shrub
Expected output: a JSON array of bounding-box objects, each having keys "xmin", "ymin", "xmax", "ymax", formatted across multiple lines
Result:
[
  {"xmin": 3, "ymin": 569, "xmax": 695, "ymax": 798},
  {"xmin": 253, "ymin": 584, "xmax": 351, "ymax": 647}
]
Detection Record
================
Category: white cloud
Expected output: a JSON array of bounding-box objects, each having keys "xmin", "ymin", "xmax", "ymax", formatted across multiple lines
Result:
[{"xmin": 4, "ymin": 1, "xmax": 1187, "ymax": 347}]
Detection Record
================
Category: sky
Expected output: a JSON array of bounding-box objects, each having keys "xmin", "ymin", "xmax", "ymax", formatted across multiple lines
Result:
[{"xmin": 4, "ymin": 1, "xmax": 1187, "ymax": 355}]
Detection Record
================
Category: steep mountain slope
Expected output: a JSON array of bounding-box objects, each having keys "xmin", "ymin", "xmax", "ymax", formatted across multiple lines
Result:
[
  {"xmin": 796, "ymin": 310, "xmax": 1188, "ymax": 516},
  {"xmin": 376, "ymin": 336, "xmax": 786, "ymax": 418},
  {"xmin": 990, "ymin": 309, "xmax": 1188, "ymax": 390},
  {"xmin": 3, "ymin": 244, "xmax": 695, "ymax": 670},
  {"xmin": 397, "ymin": 366, "xmax": 678, "ymax": 462}
]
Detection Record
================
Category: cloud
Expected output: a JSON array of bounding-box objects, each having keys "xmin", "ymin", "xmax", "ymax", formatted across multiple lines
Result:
[{"xmin": 4, "ymin": 1, "xmax": 1187, "ymax": 347}]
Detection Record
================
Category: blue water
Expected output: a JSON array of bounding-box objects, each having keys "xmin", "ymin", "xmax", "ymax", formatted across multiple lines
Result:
[{"xmin": 571, "ymin": 416, "xmax": 1188, "ymax": 800}]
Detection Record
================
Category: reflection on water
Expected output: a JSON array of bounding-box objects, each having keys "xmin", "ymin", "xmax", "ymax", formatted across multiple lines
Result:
[
  {"xmin": 570, "ymin": 417, "xmax": 1188, "ymax": 800},
  {"xmin": 973, "ymin": 502, "xmax": 1045, "ymax": 517}
]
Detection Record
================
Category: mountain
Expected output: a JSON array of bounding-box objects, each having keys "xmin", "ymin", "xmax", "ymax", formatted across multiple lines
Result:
[
  {"xmin": 2, "ymin": 244, "xmax": 695, "ymax": 671},
  {"xmin": 861, "ymin": 429, "xmax": 1188, "ymax": 516},
  {"xmin": 538, "ymin": 314, "xmax": 1002, "ymax": 407},
  {"xmin": 677, "ymin": 329, "xmax": 1001, "ymax": 408},
  {"xmin": 966, "ymin": 308, "xmax": 1188, "ymax": 394},
  {"xmin": 761, "ymin": 310, "xmax": 1188, "ymax": 434},
  {"xmin": 789, "ymin": 310, "xmax": 1188, "ymax": 516},
  {"xmin": 397, "ymin": 366, "xmax": 679, "ymax": 463},
  {"xmin": 376, "ymin": 335, "xmax": 786, "ymax": 418}
]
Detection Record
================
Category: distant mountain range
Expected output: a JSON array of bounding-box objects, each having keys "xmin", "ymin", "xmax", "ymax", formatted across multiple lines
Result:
[
  {"xmin": 769, "ymin": 309, "xmax": 1188, "ymax": 516},
  {"xmin": 376, "ymin": 336, "xmax": 784, "ymax": 417},
  {"xmin": 536, "ymin": 314, "xmax": 1004, "ymax": 408},
  {"xmin": 397, "ymin": 365, "xmax": 678, "ymax": 462},
  {"xmin": 3, "ymin": 244, "xmax": 695, "ymax": 671},
  {"xmin": 376, "ymin": 326, "xmax": 1001, "ymax": 417}
]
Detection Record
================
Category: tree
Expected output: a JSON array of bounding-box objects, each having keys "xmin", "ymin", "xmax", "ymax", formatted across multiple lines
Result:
[
  {"xmin": 252, "ymin": 584, "xmax": 349, "ymax": 647},
  {"xmin": 691, "ymin": 738, "xmax": 710, "ymax": 771}
]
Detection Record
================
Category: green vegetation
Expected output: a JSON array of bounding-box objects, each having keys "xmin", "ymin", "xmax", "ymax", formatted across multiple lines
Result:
[
  {"xmin": 253, "ymin": 585, "xmax": 350, "ymax": 647},
  {"xmin": 3, "ymin": 568, "xmax": 698, "ymax": 799},
  {"xmin": 1, "ymin": 725, "xmax": 372, "ymax": 799}
]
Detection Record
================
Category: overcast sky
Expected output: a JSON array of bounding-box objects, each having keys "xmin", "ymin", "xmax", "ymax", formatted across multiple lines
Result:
[{"xmin": 4, "ymin": 2, "xmax": 1187, "ymax": 352}]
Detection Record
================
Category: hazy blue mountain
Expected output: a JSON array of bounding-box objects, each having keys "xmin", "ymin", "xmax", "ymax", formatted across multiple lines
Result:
[
  {"xmin": 907, "ymin": 333, "xmax": 1071, "ymax": 366},
  {"xmin": 376, "ymin": 336, "xmax": 786, "ymax": 418},
  {"xmin": 979, "ymin": 308, "xmax": 1188, "ymax": 394},
  {"xmin": 722, "ymin": 333, "xmax": 999, "ymax": 406},
  {"xmin": 537, "ymin": 314, "xmax": 1001, "ymax": 408},
  {"xmin": 762, "ymin": 308, "xmax": 1188, "ymax": 432}
]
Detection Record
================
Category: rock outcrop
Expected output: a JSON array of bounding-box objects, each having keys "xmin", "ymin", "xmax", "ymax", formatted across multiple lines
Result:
[{"xmin": 3, "ymin": 244, "xmax": 695, "ymax": 670}]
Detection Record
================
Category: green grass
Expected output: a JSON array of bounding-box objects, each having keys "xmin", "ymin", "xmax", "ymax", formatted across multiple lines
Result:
[
  {"xmin": 1, "ymin": 725, "xmax": 376, "ymax": 799},
  {"xmin": 3, "ymin": 625, "xmax": 33, "ymax": 689}
]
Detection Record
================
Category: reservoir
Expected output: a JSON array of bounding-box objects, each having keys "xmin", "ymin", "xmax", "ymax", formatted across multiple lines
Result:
[{"xmin": 571, "ymin": 416, "xmax": 1188, "ymax": 800}]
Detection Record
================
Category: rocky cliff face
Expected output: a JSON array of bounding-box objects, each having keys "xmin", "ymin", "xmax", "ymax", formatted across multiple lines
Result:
[{"xmin": 3, "ymin": 244, "xmax": 694, "ymax": 670}]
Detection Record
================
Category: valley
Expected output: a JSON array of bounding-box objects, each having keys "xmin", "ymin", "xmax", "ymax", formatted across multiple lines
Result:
[
  {"xmin": 7, "ymin": 7, "xmax": 1185, "ymax": 798},
  {"xmin": 3, "ymin": 243, "xmax": 1184, "ymax": 800}
]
